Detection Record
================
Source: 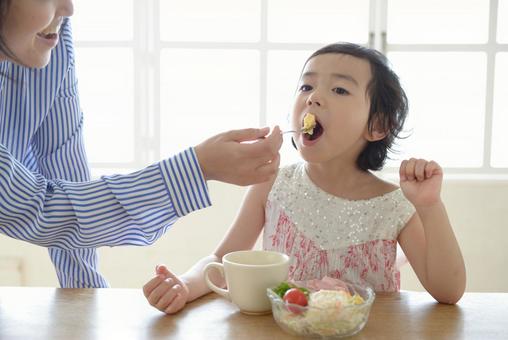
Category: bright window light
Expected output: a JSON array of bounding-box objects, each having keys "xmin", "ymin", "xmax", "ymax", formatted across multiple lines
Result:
[
  {"xmin": 160, "ymin": 0, "xmax": 260, "ymax": 42},
  {"xmin": 498, "ymin": 0, "xmax": 508, "ymax": 43},
  {"xmin": 387, "ymin": 52, "xmax": 486, "ymax": 167},
  {"xmin": 75, "ymin": 48, "xmax": 135, "ymax": 163},
  {"xmin": 160, "ymin": 49, "xmax": 260, "ymax": 157},
  {"xmin": 268, "ymin": 0, "xmax": 370, "ymax": 44},
  {"xmin": 70, "ymin": 2, "xmax": 506, "ymax": 176},
  {"xmin": 492, "ymin": 53, "xmax": 508, "ymax": 167},
  {"xmin": 72, "ymin": 0, "xmax": 133, "ymax": 41},
  {"xmin": 387, "ymin": 0, "xmax": 489, "ymax": 44}
]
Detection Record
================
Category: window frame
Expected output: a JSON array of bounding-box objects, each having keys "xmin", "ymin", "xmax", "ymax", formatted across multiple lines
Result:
[
  {"xmin": 74, "ymin": 0, "xmax": 508, "ymax": 178},
  {"xmin": 381, "ymin": 0, "xmax": 508, "ymax": 176}
]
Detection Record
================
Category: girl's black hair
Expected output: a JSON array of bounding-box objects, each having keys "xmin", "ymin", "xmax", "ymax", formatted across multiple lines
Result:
[{"xmin": 300, "ymin": 42, "xmax": 408, "ymax": 171}]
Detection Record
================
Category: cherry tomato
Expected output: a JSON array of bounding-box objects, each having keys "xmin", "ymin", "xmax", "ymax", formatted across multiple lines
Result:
[{"xmin": 283, "ymin": 288, "xmax": 308, "ymax": 313}]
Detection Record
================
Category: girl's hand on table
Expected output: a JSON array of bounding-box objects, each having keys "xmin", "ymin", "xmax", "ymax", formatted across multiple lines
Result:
[{"xmin": 143, "ymin": 264, "xmax": 190, "ymax": 314}]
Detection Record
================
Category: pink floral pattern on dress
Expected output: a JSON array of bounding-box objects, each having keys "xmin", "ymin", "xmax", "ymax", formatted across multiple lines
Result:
[
  {"xmin": 265, "ymin": 209, "xmax": 400, "ymax": 292},
  {"xmin": 262, "ymin": 164, "xmax": 415, "ymax": 293}
]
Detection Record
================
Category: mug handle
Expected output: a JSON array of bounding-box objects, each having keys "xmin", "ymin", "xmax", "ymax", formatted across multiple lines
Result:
[{"xmin": 204, "ymin": 262, "xmax": 230, "ymax": 300}]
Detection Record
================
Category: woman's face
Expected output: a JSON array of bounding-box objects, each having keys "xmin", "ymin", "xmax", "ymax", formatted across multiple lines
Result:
[{"xmin": 0, "ymin": 0, "xmax": 73, "ymax": 68}]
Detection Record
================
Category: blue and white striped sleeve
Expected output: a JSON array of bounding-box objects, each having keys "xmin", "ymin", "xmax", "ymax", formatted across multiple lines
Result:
[{"xmin": 0, "ymin": 144, "xmax": 211, "ymax": 250}]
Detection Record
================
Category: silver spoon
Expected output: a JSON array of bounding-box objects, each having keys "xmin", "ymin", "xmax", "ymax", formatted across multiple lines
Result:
[{"xmin": 281, "ymin": 129, "xmax": 305, "ymax": 135}]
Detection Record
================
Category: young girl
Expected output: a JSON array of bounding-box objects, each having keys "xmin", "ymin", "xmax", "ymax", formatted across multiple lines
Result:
[{"xmin": 143, "ymin": 43, "xmax": 466, "ymax": 314}]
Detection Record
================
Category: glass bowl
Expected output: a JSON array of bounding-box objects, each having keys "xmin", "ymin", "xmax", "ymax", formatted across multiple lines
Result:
[{"xmin": 267, "ymin": 281, "xmax": 375, "ymax": 338}]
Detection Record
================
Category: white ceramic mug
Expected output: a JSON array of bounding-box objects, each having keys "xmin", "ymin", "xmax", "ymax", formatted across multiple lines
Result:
[{"xmin": 204, "ymin": 250, "xmax": 290, "ymax": 315}]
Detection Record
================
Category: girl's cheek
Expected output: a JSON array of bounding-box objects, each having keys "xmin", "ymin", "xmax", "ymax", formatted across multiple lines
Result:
[{"xmin": 291, "ymin": 115, "xmax": 299, "ymax": 129}]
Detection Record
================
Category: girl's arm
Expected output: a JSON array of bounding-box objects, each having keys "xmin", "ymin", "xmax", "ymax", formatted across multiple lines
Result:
[
  {"xmin": 397, "ymin": 158, "xmax": 466, "ymax": 304},
  {"xmin": 143, "ymin": 176, "xmax": 276, "ymax": 314}
]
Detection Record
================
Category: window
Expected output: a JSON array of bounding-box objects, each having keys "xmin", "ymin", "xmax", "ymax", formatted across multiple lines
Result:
[
  {"xmin": 73, "ymin": 0, "xmax": 135, "ymax": 167},
  {"xmin": 384, "ymin": 0, "xmax": 505, "ymax": 176},
  {"xmin": 72, "ymin": 0, "xmax": 507, "ymax": 177}
]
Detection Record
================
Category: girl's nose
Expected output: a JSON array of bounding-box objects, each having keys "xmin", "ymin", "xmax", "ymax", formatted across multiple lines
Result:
[
  {"xmin": 58, "ymin": 0, "xmax": 74, "ymax": 17},
  {"xmin": 306, "ymin": 91, "xmax": 322, "ymax": 107}
]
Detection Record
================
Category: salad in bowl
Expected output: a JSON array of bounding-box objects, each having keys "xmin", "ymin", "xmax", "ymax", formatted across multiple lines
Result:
[{"xmin": 267, "ymin": 277, "xmax": 375, "ymax": 338}]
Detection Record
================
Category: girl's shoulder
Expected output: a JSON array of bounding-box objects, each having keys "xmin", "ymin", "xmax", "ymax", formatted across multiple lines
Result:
[
  {"xmin": 365, "ymin": 175, "xmax": 412, "ymax": 209},
  {"xmin": 368, "ymin": 175, "xmax": 399, "ymax": 197},
  {"xmin": 366, "ymin": 176, "xmax": 415, "ymax": 233}
]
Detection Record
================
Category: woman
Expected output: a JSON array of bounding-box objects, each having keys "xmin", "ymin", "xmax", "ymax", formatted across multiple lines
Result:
[{"xmin": 0, "ymin": 0, "xmax": 282, "ymax": 287}]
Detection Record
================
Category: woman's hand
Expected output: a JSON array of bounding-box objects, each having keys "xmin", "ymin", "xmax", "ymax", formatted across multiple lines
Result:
[
  {"xmin": 399, "ymin": 158, "xmax": 443, "ymax": 208},
  {"xmin": 194, "ymin": 126, "xmax": 282, "ymax": 186},
  {"xmin": 143, "ymin": 264, "xmax": 190, "ymax": 314}
]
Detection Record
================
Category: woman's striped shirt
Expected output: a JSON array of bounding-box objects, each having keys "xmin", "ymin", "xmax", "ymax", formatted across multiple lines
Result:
[{"xmin": 0, "ymin": 19, "xmax": 211, "ymax": 288}]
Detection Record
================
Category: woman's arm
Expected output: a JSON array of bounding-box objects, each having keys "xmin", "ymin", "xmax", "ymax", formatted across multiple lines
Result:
[
  {"xmin": 397, "ymin": 159, "xmax": 466, "ymax": 304},
  {"xmin": 0, "ymin": 21, "xmax": 211, "ymax": 249},
  {"xmin": 0, "ymin": 143, "xmax": 210, "ymax": 247},
  {"xmin": 143, "ymin": 176, "xmax": 276, "ymax": 314}
]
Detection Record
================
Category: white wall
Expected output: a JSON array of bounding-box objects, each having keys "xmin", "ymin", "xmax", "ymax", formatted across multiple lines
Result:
[{"xmin": 1, "ymin": 180, "xmax": 507, "ymax": 293}]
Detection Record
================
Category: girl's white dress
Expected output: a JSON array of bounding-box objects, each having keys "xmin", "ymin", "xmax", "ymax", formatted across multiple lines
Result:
[{"xmin": 262, "ymin": 163, "xmax": 415, "ymax": 292}]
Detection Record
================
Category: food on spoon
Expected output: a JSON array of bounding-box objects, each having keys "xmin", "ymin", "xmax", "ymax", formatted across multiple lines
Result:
[{"xmin": 302, "ymin": 113, "xmax": 316, "ymax": 135}]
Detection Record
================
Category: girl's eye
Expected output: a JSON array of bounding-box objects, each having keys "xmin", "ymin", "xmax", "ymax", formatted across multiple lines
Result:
[
  {"xmin": 299, "ymin": 84, "xmax": 312, "ymax": 92},
  {"xmin": 333, "ymin": 87, "xmax": 349, "ymax": 95}
]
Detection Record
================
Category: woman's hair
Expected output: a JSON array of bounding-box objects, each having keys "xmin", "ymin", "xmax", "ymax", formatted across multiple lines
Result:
[
  {"xmin": 0, "ymin": 0, "xmax": 14, "ymax": 60},
  {"xmin": 302, "ymin": 42, "xmax": 409, "ymax": 171}
]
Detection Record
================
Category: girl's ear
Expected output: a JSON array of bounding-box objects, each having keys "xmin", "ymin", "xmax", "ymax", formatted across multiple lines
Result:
[
  {"xmin": 365, "ymin": 129, "xmax": 386, "ymax": 142},
  {"xmin": 364, "ymin": 117, "xmax": 387, "ymax": 142}
]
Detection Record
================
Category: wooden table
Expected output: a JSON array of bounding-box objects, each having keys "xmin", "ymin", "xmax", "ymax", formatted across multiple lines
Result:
[{"xmin": 0, "ymin": 287, "xmax": 507, "ymax": 339}]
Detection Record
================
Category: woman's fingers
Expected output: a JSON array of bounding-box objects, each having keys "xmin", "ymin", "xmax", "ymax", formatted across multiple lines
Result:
[
  {"xmin": 253, "ymin": 153, "xmax": 281, "ymax": 183},
  {"xmin": 194, "ymin": 126, "xmax": 282, "ymax": 185},
  {"xmin": 226, "ymin": 127, "xmax": 270, "ymax": 143}
]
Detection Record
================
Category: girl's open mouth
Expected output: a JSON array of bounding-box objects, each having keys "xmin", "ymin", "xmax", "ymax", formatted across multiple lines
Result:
[{"xmin": 303, "ymin": 120, "xmax": 324, "ymax": 141}]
